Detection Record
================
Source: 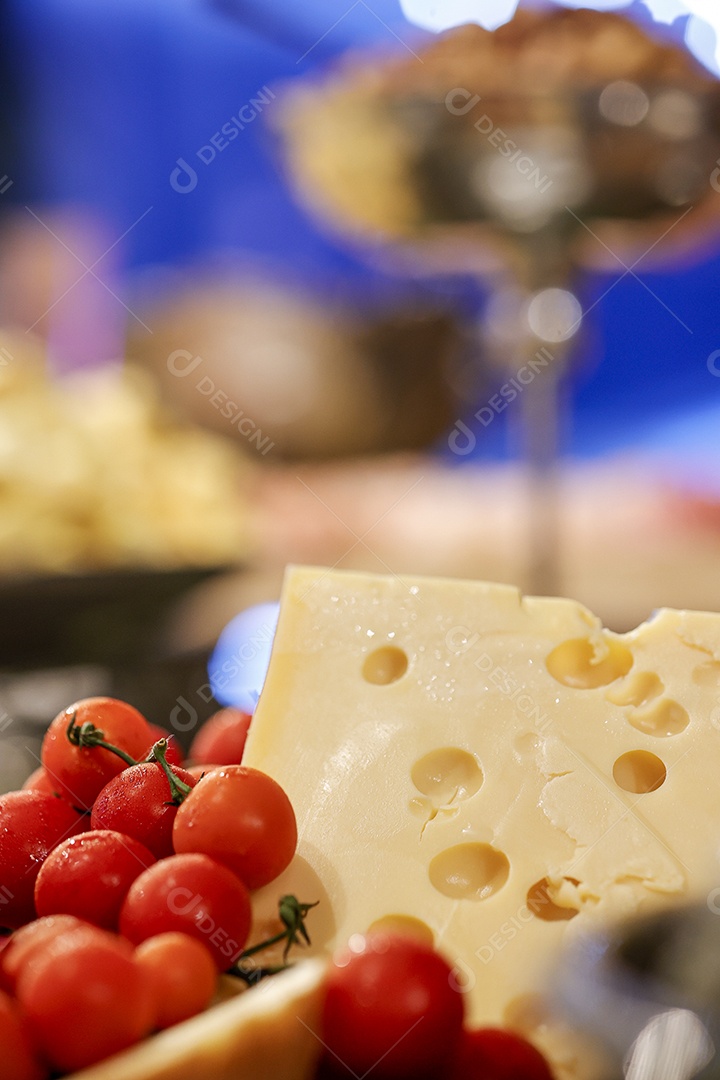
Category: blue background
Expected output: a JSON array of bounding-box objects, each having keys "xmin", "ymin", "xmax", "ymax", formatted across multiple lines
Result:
[{"xmin": 4, "ymin": 0, "xmax": 719, "ymax": 464}]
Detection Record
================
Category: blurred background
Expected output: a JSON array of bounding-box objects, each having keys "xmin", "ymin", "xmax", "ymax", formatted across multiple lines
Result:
[{"xmin": 1, "ymin": 0, "xmax": 720, "ymax": 790}]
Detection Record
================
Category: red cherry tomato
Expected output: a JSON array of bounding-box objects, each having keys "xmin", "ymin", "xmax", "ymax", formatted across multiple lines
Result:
[
  {"xmin": 22, "ymin": 767, "xmax": 58, "ymax": 797},
  {"xmin": 172, "ymin": 766, "xmax": 297, "ymax": 890},
  {"xmin": 0, "ymin": 791, "xmax": 86, "ymax": 930},
  {"xmin": 0, "ymin": 989, "xmax": 45, "ymax": 1080},
  {"xmin": 135, "ymin": 932, "xmax": 217, "ymax": 1029},
  {"xmin": 447, "ymin": 1027, "xmax": 555, "ymax": 1080},
  {"xmin": 184, "ymin": 764, "xmax": 221, "ymax": 782},
  {"xmin": 119, "ymin": 853, "xmax": 251, "ymax": 971},
  {"xmin": 0, "ymin": 914, "xmax": 87, "ymax": 994},
  {"xmin": 320, "ymin": 934, "xmax": 465, "ymax": 1080},
  {"xmin": 41, "ymin": 697, "xmax": 152, "ymax": 809},
  {"xmin": 34, "ymin": 830, "xmax": 156, "ymax": 930},
  {"xmin": 189, "ymin": 708, "xmax": 252, "ymax": 766},
  {"xmin": 17, "ymin": 924, "xmax": 154, "ymax": 1073},
  {"xmin": 91, "ymin": 762, "xmax": 197, "ymax": 860},
  {"xmin": 145, "ymin": 724, "xmax": 184, "ymax": 767}
]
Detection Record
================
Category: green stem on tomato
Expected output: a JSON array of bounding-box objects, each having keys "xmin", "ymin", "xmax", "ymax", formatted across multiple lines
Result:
[
  {"xmin": 66, "ymin": 713, "xmax": 138, "ymax": 767},
  {"xmin": 149, "ymin": 739, "xmax": 193, "ymax": 805},
  {"xmin": 228, "ymin": 894, "xmax": 320, "ymax": 983},
  {"xmin": 228, "ymin": 963, "xmax": 290, "ymax": 986}
]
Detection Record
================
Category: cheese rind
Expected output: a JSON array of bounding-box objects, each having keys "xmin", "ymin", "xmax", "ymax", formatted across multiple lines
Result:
[{"xmin": 245, "ymin": 567, "xmax": 720, "ymax": 1078}]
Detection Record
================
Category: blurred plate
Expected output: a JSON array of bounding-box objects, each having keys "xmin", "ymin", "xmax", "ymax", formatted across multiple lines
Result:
[{"xmin": 0, "ymin": 567, "xmax": 229, "ymax": 667}]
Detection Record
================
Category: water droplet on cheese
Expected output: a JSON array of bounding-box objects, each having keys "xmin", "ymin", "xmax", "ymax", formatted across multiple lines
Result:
[
  {"xmin": 526, "ymin": 877, "xmax": 580, "ymax": 921},
  {"xmin": 367, "ymin": 914, "xmax": 434, "ymax": 946},
  {"xmin": 613, "ymin": 750, "xmax": 666, "ymax": 793},
  {"xmin": 362, "ymin": 646, "xmax": 408, "ymax": 685},
  {"xmin": 429, "ymin": 843, "xmax": 510, "ymax": 901},
  {"xmin": 628, "ymin": 699, "xmax": 689, "ymax": 737},
  {"xmin": 411, "ymin": 748, "xmax": 483, "ymax": 804},
  {"xmin": 606, "ymin": 671, "xmax": 664, "ymax": 708},
  {"xmin": 546, "ymin": 637, "xmax": 633, "ymax": 689}
]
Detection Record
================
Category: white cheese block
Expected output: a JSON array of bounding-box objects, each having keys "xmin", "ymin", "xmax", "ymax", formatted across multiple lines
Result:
[{"xmin": 245, "ymin": 566, "xmax": 720, "ymax": 1079}]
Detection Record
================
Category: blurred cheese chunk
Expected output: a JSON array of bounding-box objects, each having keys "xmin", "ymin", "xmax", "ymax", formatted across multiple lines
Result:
[{"xmin": 0, "ymin": 332, "xmax": 253, "ymax": 572}]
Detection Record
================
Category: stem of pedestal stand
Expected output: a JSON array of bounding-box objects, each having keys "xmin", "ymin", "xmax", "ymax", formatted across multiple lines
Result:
[
  {"xmin": 505, "ymin": 230, "xmax": 577, "ymax": 598},
  {"xmin": 517, "ymin": 347, "xmax": 563, "ymax": 597}
]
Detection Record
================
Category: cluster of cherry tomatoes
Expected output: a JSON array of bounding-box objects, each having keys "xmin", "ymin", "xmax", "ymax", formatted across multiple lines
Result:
[
  {"xmin": 0, "ymin": 697, "xmax": 294, "ymax": 1077},
  {"xmin": 0, "ymin": 695, "xmax": 555, "ymax": 1080}
]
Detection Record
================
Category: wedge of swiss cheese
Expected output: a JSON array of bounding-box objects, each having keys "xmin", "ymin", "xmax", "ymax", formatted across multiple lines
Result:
[{"xmin": 245, "ymin": 566, "xmax": 720, "ymax": 1079}]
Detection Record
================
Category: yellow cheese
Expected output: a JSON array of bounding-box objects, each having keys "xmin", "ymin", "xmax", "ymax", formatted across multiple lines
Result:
[{"xmin": 245, "ymin": 566, "xmax": 720, "ymax": 1078}]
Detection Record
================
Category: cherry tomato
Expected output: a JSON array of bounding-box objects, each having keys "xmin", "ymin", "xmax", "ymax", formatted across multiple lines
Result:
[
  {"xmin": 21, "ymin": 767, "xmax": 58, "ymax": 797},
  {"xmin": 145, "ymin": 724, "xmax": 184, "ymax": 767},
  {"xmin": 446, "ymin": 1028, "xmax": 555, "ymax": 1080},
  {"xmin": 0, "ymin": 914, "xmax": 87, "ymax": 994},
  {"xmin": 135, "ymin": 932, "xmax": 217, "ymax": 1029},
  {"xmin": 172, "ymin": 766, "xmax": 297, "ymax": 890},
  {"xmin": 0, "ymin": 791, "xmax": 87, "ymax": 930},
  {"xmin": 0, "ymin": 989, "xmax": 45, "ymax": 1080},
  {"xmin": 320, "ymin": 934, "xmax": 465, "ymax": 1080},
  {"xmin": 41, "ymin": 697, "xmax": 152, "ymax": 809},
  {"xmin": 120, "ymin": 853, "xmax": 251, "ymax": 971},
  {"xmin": 17, "ymin": 924, "xmax": 154, "ymax": 1073},
  {"xmin": 34, "ymin": 830, "xmax": 156, "ymax": 930},
  {"xmin": 184, "ymin": 764, "xmax": 221, "ymax": 783},
  {"xmin": 189, "ymin": 708, "xmax": 252, "ymax": 766},
  {"xmin": 91, "ymin": 761, "xmax": 197, "ymax": 859}
]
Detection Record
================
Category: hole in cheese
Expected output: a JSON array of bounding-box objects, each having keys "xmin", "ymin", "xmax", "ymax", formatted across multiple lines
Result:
[
  {"xmin": 613, "ymin": 750, "xmax": 666, "ymax": 793},
  {"xmin": 504, "ymin": 993, "xmax": 552, "ymax": 1035},
  {"xmin": 692, "ymin": 660, "xmax": 720, "ymax": 688},
  {"xmin": 366, "ymin": 914, "xmax": 434, "ymax": 946},
  {"xmin": 606, "ymin": 671, "xmax": 664, "ymax": 708},
  {"xmin": 411, "ymin": 748, "xmax": 483, "ymax": 804},
  {"xmin": 429, "ymin": 843, "xmax": 510, "ymax": 901},
  {"xmin": 546, "ymin": 637, "xmax": 633, "ymax": 689},
  {"xmin": 526, "ymin": 877, "xmax": 580, "ymax": 922},
  {"xmin": 628, "ymin": 698, "xmax": 689, "ymax": 737},
  {"xmin": 362, "ymin": 645, "xmax": 408, "ymax": 685}
]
